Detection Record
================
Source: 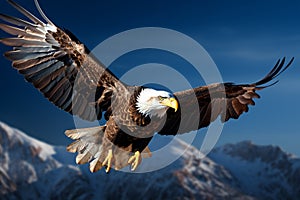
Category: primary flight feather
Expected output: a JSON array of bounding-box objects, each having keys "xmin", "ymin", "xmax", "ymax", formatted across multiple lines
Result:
[{"xmin": 0, "ymin": 0, "xmax": 294, "ymax": 173}]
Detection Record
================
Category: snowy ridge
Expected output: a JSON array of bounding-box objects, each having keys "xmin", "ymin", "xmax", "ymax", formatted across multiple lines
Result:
[
  {"xmin": 0, "ymin": 122, "xmax": 92, "ymax": 199},
  {"xmin": 0, "ymin": 121, "xmax": 299, "ymax": 199},
  {"xmin": 0, "ymin": 122, "xmax": 55, "ymax": 161},
  {"xmin": 209, "ymin": 141, "xmax": 300, "ymax": 199}
]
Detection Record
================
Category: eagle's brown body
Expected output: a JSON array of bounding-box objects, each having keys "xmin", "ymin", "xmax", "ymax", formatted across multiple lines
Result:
[{"xmin": 0, "ymin": 0, "xmax": 294, "ymax": 172}]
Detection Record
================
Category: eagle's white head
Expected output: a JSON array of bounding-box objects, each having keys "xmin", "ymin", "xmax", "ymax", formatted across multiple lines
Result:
[{"xmin": 136, "ymin": 88, "xmax": 178, "ymax": 118}]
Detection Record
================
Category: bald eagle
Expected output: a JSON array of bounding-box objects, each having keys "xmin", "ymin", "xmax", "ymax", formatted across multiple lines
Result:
[{"xmin": 0, "ymin": 0, "xmax": 294, "ymax": 173}]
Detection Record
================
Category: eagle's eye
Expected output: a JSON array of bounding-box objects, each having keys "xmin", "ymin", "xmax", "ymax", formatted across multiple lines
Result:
[{"xmin": 158, "ymin": 96, "xmax": 165, "ymax": 101}]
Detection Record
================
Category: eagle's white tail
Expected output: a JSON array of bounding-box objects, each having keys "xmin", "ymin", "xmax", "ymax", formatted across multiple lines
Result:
[
  {"xmin": 65, "ymin": 126, "xmax": 152, "ymax": 173},
  {"xmin": 65, "ymin": 126, "xmax": 107, "ymax": 172}
]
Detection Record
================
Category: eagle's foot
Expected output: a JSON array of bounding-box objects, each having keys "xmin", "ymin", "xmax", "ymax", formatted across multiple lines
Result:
[
  {"xmin": 103, "ymin": 149, "xmax": 113, "ymax": 173},
  {"xmin": 128, "ymin": 151, "xmax": 142, "ymax": 171}
]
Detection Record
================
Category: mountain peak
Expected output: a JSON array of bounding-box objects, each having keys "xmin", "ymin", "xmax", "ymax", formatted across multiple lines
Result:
[
  {"xmin": 213, "ymin": 140, "xmax": 291, "ymax": 163},
  {"xmin": 0, "ymin": 121, "xmax": 55, "ymax": 161},
  {"xmin": 210, "ymin": 141, "xmax": 300, "ymax": 199},
  {"xmin": 0, "ymin": 121, "xmax": 92, "ymax": 199}
]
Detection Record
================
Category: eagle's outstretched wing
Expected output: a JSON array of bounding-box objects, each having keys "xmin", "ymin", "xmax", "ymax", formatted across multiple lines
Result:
[
  {"xmin": 158, "ymin": 58, "xmax": 294, "ymax": 135},
  {"xmin": 0, "ymin": 0, "xmax": 122, "ymax": 121}
]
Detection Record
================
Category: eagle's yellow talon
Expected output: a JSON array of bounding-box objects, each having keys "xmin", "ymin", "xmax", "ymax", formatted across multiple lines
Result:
[
  {"xmin": 102, "ymin": 149, "xmax": 113, "ymax": 173},
  {"xmin": 128, "ymin": 151, "xmax": 142, "ymax": 171}
]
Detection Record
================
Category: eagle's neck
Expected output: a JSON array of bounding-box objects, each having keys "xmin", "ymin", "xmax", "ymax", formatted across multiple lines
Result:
[{"xmin": 136, "ymin": 88, "xmax": 168, "ymax": 118}]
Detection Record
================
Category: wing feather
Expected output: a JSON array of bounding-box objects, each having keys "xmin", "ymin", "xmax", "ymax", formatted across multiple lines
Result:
[
  {"xmin": 0, "ymin": 38, "xmax": 50, "ymax": 47},
  {"xmin": 158, "ymin": 58, "xmax": 294, "ymax": 135},
  {"xmin": 0, "ymin": 23, "xmax": 44, "ymax": 40},
  {"xmin": 5, "ymin": 50, "xmax": 54, "ymax": 62},
  {"xmin": 7, "ymin": 0, "xmax": 45, "ymax": 26},
  {"xmin": 0, "ymin": 0, "xmax": 124, "ymax": 121},
  {"xmin": 0, "ymin": 14, "xmax": 39, "ymax": 29}
]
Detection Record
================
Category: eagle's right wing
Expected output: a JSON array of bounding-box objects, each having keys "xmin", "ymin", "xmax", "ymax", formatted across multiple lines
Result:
[
  {"xmin": 158, "ymin": 57, "xmax": 294, "ymax": 135},
  {"xmin": 0, "ymin": 0, "xmax": 122, "ymax": 121}
]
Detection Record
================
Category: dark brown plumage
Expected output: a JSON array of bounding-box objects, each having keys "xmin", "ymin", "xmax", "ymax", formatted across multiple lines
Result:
[
  {"xmin": 159, "ymin": 58, "xmax": 294, "ymax": 135},
  {"xmin": 0, "ymin": 0, "xmax": 294, "ymax": 173}
]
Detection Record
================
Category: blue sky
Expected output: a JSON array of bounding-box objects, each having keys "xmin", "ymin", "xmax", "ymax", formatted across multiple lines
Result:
[{"xmin": 0, "ymin": 0, "xmax": 300, "ymax": 156}]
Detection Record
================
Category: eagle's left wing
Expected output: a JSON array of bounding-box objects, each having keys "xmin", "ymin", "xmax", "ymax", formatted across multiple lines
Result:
[
  {"xmin": 158, "ymin": 58, "xmax": 294, "ymax": 135},
  {"xmin": 0, "ymin": 0, "xmax": 124, "ymax": 121}
]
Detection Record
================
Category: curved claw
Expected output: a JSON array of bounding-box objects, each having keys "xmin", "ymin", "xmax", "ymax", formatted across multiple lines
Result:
[
  {"xmin": 128, "ymin": 151, "xmax": 142, "ymax": 171},
  {"xmin": 102, "ymin": 149, "xmax": 113, "ymax": 173}
]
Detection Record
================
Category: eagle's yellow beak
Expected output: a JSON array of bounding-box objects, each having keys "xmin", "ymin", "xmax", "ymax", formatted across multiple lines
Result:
[{"xmin": 161, "ymin": 97, "xmax": 178, "ymax": 112}]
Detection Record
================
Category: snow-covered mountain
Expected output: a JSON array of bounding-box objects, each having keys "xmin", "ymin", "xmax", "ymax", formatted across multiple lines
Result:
[
  {"xmin": 0, "ymin": 121, "xmax": 299, "ymax": 200},
  {"xmin": 0, "ymin": 122, "xmax": 92, "ymax": 200},
  {"xmin": 210, "ymin": 141, "xmax": 300, "ymax": 199}
]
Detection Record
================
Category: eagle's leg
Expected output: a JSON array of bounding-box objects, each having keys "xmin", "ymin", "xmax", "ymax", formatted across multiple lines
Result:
[
  {"xmin": 102, "ymin": 149, "xmax": 113, "ymax": 173},
  {"xmin": 128, "ymin": 151, "xmax": 142, "ymax": 171}
]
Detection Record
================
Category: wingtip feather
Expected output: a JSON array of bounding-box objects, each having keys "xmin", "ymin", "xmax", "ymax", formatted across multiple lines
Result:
[
  {"xmin": 34, "ymin": 0, "xmax": 54, "ymax": 25},
  {"xmin": 254, "ymin": 57, "xmax": 294, "ymax": 86},
  {"xmin": 7, "ymin": 0, "xmax": 45, "ymax": 26}
]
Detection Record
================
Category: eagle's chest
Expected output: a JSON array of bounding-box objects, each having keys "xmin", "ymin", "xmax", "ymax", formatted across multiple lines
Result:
[{"xmin": 113, "ymin": 113, "xmax": 165, "ymax": 138}]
